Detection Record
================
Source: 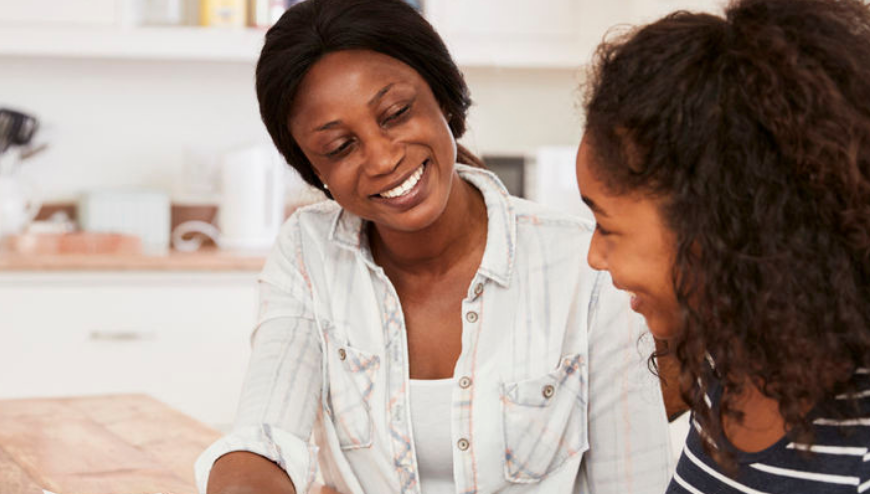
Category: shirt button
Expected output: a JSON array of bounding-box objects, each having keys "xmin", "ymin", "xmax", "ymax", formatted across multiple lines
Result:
[
  {"xmin": 458, "ymin": 376, "xmax": 472, "ymax": 389},
  {"xmin": 338, "ymin": 348, "xmax": 347, "ymax": 361},
  {"xmin": 473, "ymin": 283, "xmax": 484, "ymax": 296},
  {"xmin": 542, "ymin": 384, "xmax": 555, "ymax": 399},
  {"xmin": 457, "ymin": 438, "xmax": 470, "ymax": 451},
  {"xmin": 465, "ymin": 311, "xmax": 478, "ymax": 323}
]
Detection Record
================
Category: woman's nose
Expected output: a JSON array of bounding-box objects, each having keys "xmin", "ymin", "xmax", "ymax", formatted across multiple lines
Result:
[{"xmin": 364, "ymin": 131, "xmax": 403, "ymax": 176}]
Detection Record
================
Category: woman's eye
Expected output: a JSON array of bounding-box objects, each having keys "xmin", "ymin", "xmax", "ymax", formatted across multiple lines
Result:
[
  {"xmin": 382, "ymin": 105, "xmax": 410, "ymax": 126},
  {"xmin": 326, "ymin": 140, "xmax": 353, "ymax": 158}
]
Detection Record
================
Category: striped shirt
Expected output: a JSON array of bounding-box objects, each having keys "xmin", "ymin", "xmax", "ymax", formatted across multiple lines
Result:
[
  {"xmin": 195, "ymin": 165, "xmax": 673, "ymax": 494},
  {"xmin": 668, "ymin": 372, "xmax": 870, "ymax": 494}
]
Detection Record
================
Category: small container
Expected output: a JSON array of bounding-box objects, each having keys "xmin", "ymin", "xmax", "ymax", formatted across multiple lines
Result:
[
  {"xmin": 138, "ymin": 0, "xmax": 185, "ymax": 25},
  {"xmin": 200, "ymin": 0, "xmax": 246, "ymax": 27}
]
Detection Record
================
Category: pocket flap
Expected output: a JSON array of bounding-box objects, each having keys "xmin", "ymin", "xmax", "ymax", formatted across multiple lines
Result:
[{"xmin": 501, "ymin": 353, "xmax": 588, "ymax": 483}]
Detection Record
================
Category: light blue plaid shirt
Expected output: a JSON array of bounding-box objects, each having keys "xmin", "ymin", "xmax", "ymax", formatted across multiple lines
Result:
[{"xmin": 196, "ymin": 165, "xmax": 673, "ymax": 494}]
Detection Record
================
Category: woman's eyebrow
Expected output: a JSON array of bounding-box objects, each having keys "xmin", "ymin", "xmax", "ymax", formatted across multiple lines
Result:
[{"xmin": 368, "ymin": 83, "xmax": 394, "ymax": 107}]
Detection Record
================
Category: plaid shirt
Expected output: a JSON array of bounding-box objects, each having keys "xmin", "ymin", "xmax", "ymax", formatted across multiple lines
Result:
[{"xmin": 196, "ymin": 165, "xmax": 673, "ymax": 494}]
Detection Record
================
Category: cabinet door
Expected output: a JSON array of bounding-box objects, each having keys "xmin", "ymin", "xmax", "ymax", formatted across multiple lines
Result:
[
  {"xmin": 0, "ymin": 0, "xmax": 118, "ymax": 25},
  {"xmin": 0, "ymin": 272, "xmax": 258, "ymax": 430},
  {"xmin": 426, "ymin": 0, "xmax": 585, "ymax": 67}
]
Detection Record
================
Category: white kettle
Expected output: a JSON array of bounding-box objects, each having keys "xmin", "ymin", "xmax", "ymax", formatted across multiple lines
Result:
[
  {"xmin": 218, "ymin": 145, "xmax": 285, "ymax": 251},
  {"xmin": 0, "ymin": 175, "xmax": 40, "ymax": 240}
]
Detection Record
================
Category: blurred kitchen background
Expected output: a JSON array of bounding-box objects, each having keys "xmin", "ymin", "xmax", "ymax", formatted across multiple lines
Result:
[{"xmin": 0, "ymin": 0, "xmax": 720, "ymax": 441}]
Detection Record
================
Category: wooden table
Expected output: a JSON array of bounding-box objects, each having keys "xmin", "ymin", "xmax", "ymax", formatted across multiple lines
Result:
[{"xmin": 0, "ymin": 394, "xmax": 221, "ymax": 494}]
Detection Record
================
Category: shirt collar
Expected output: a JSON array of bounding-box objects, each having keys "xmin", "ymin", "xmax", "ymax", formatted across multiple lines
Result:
[{"xmin": 328, "ymin": 163, "xmax": 517, "ymax": 286}]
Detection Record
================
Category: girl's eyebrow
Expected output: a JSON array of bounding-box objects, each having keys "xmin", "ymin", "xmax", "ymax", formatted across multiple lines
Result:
[{"xmin": 581, "ymin": 195, "xmax": 609, "ymax": 217}]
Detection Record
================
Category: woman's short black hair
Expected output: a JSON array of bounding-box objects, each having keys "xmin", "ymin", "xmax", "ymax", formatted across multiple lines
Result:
[
  {"xmin": 256, "ymin": 0, "xmax": 473, "ymax": 193},
  {"xmin": 583, "ymin": 0, "xmax": 870, "ymax": 465}
]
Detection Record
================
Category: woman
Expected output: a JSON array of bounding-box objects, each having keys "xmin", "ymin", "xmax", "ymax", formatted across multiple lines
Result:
[
  {"xmin": 577, "ymin": 0, "xmax": 870, "ymax": 492},
  {"xmin": 194, "ymin": 0, "xmax": 672, "ymax": 493}
]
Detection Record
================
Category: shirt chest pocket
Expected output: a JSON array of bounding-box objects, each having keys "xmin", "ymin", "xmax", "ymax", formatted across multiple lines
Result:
[
  {"xmin": 501, "ymin": 354, "xmax": 589, "ymax": 483},
  {"xmin": 325, "ymin": 338, "xmax": 380, "ymax": 451}
]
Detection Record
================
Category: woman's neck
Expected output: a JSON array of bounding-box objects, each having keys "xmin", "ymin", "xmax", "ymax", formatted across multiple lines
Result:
[{"xmin": 369, "ymin": 172, "xmax": 487, "ymax": 278}]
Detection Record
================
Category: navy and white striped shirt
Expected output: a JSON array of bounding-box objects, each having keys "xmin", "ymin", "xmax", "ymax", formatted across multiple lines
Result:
[{"xmin": 668, "ymin": 371, "xmax": 870, "ymax": 494}]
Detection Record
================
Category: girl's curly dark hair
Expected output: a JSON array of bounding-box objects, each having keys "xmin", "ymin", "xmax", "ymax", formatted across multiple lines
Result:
[{"xmin": 583, "ymin": 0, "xmax": 870, "ymax": 465}]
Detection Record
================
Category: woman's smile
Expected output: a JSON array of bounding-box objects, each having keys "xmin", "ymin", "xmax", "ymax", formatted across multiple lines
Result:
[{"xmin": 369, "ymin": 159, "xmax": 431, "ymax": 210}]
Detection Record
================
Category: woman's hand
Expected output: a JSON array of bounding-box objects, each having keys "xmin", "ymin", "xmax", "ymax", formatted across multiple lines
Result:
[
  {"xmin": 310, "ymin": 484, "xmax": 344, "ymax": 494},
  {"xmin": 207, "ymin": 451, "xmax": 297, "ymax": 494}
]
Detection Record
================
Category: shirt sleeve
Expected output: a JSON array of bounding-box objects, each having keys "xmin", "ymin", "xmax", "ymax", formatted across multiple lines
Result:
[
  {"xmin": 581, "ymin": 270, "xmax": 675, "ymax": 494},
  {"xmin": 195, "ymin": 226, "xmax": 325, "ymax": 494}
]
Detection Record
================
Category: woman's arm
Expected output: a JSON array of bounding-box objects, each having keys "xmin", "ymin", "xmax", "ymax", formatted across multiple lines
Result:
[
  {"xmin": 582, "ymin": 273, "xmax": 674, "ymax": 493},
  {"xmin": 195, "ymin": 282, "xmax": 325, "ymax": 494}
]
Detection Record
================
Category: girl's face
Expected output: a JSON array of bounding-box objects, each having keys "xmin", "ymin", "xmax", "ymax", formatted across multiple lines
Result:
[
  {"xmin": 289, "ymin": 49, "xmax": 458, "ymax": 234},
  {"xmin": 575, "ymin": 134, "xmax": 682, "ymax": 339}
]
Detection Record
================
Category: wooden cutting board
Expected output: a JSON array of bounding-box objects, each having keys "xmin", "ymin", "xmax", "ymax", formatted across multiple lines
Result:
[{"xmin": 0, "ymin": 394, "xmax": 221, "ymax": 494}]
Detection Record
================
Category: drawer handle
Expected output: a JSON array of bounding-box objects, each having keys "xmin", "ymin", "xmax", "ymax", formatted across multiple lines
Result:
[{"xmin": 89, "ymin": 330, "xmax": 156, "ymax": 342}]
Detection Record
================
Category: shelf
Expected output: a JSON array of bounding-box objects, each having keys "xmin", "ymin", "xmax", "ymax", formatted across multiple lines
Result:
[
  {"xmin": 0, "ymin": 25, "xmax": 266, "ymax": 63},
  {"xmin": 0, "ymin": 24, "xmax": 587, "ymax": 69}
]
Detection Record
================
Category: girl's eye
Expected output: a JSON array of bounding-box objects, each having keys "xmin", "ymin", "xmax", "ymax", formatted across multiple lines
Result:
[
  {"xmin": 326, "ymin": 139, "xmax": 353, "ymax": 158},
  {"xmin": 382, "ymin": 104, "xmax": 411, "ymax": 126},
  {"xmin": 595, "ymin": 223, "xmax": 613, "ymax": 236}
]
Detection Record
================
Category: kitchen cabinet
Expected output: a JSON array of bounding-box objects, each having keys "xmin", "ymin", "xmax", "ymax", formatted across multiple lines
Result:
[
  {"xmin": 0, "ymin": 270, "xmax": 259, "ymax": 431},
  {"xmin": 0, "ymin": 0, "xmax": 635, "ymax": 68},
  {"xmin": 0, "ymin": 0, "xmax": 118, "ymax": 25},
  {"xmin": 0, "ymin": 1, "xmax": 727, "ymax": 66},
  {"xmin": 426, "ymin": 0, "xmax": 726, "ymax": 67},
  {"xmin": 426, "ymin": 0, "xmax": 589, "ymax": 68}
]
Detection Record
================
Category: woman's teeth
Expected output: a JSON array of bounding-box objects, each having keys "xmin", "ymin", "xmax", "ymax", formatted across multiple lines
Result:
[{"xmin": 379, "ymin": 164, "xmax": 425, "ymax": 198}]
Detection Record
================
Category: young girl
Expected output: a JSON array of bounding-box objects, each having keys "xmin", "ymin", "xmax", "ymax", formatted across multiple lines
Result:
[{"xmin": 577, "ymin": 0, "xmax": 870, "ymax": 492}]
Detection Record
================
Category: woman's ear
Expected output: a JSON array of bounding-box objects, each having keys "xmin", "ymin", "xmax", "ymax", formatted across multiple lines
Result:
[
  {"xmin": 311, "ymin": 166, "xmax": 325, "ymax": 187},
  {"xmin": 441, "ymin": 105, "xmax": 453, "ymax": 122}
]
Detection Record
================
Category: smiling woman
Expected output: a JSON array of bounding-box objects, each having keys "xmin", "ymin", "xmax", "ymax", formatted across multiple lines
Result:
[
  {"xmin": 193, "ymin": 1, "xmax": 673, "ymax": 494},
  {"xmin": 288, "ymin": 49, "xmax": 465, "ymax": 235}
]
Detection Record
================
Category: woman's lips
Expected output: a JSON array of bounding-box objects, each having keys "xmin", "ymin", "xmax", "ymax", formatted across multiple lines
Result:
[
  {"xmin": 371, "ymin": 160, "xmax": 430, "ymax": 209},
  {"xmin": 378, "ymin": 161, "xmax": 426, "ymax": 198}
]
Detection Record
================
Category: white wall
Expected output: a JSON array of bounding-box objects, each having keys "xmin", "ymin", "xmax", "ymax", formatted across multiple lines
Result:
[
  {"xmin": 0, "ymin": 0, "xmax": 727, "ymax": 202},
  {"xmin": 463, "ymin": 67, "xmax": 585, "ymax": 157},
  {"xmin": 0, "ymin": 56, "xmax": 584, "ymax": 202},
  {"xmin": 1, "ymin": 57, "xmax": 264, "ymax": 201}
]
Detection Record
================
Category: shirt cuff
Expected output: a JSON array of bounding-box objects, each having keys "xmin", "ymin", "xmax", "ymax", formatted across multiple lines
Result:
[{"xmin": 195, "ymin": 424, "xmax": 319, "ymax": 494}]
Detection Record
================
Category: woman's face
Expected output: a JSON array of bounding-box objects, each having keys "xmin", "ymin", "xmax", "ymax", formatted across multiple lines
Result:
[
  {"xmin": 289, "ymin": 49, "xmax": 457, "ymax": 234},
  {"xmin": 575, "ymin": 135, "xmax": 682, "ymax": 339}
]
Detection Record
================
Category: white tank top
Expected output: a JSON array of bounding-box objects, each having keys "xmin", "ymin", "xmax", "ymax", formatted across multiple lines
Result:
[{"xmin": 409, "ymin": 379, "xmax": 456, "ymax": 494}]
